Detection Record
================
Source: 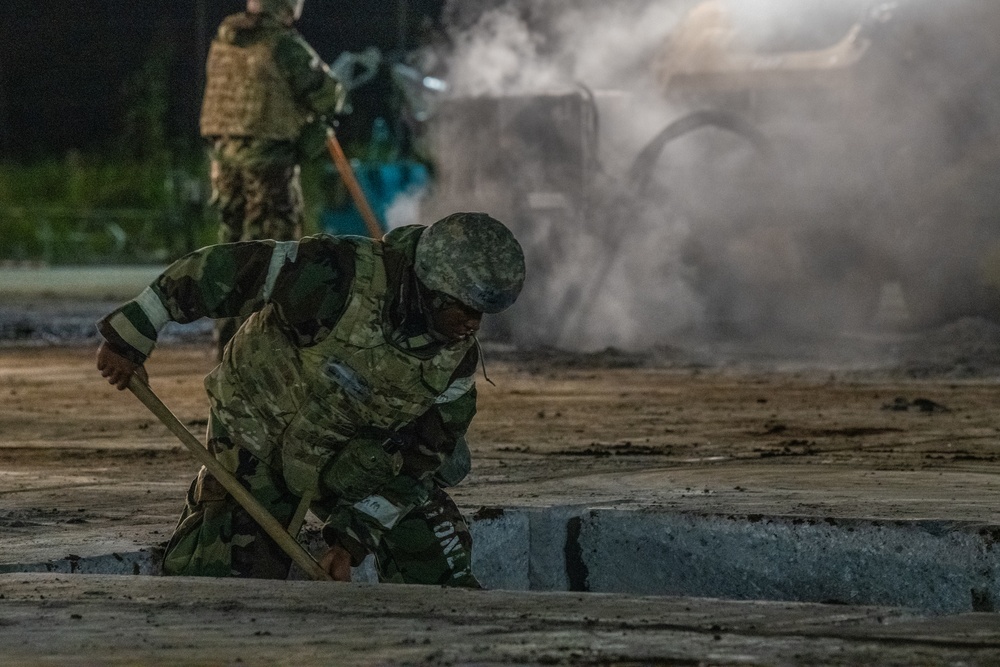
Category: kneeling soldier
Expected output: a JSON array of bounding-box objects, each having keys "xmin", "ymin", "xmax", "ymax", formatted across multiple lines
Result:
[{"xmin": 96, "ymin": 212, "xmax": 525, "ymax": 585}]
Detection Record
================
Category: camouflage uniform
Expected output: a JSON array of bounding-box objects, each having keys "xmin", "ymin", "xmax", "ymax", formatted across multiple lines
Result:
[
  {"xmin": 98, "ymin": 225, "xmax": 489, "ymax": 586},
  {"xmin": 200, "ymin": 8, "xmax": 346, "ymax": 353}
]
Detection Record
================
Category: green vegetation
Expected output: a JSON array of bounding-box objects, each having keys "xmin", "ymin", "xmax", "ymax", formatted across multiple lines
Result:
[
  {"xmin": 0, "ymin": 153, "xmax": 333, "ymax": 267},
  {"xmin": 0, "ymin": 23, "xmax": 347, "ymax": 268},
  {"xmin": 0, "ymin": 27, "xmax": 216, "ymax": 268},
  {"xmin": 0, "ymin": 153, "xmax": 214, "ymax": 266}
]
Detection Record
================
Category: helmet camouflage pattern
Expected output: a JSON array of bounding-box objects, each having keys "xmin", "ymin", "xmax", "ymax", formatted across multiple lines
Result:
[
  {"xmin": 414, "ymin": 212, "xmax": 526, "ymax": 314},
  {"xmin": 247, "ymin": 0, "xmax": 304, "ymax": 19}
]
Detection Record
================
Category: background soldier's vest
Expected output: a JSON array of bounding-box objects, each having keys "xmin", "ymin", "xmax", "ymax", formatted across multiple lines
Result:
[
  {"xmin": 200, "ymin": 37, "xmax": 304, "ymax": 140},
  {"xmin": 204, "ymin": 238, "xmax": 475, "ymax": 495}
]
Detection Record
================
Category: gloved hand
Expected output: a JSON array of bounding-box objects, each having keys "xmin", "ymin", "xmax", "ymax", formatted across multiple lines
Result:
[
  {"xmin": 320, "ymin": 429, "xmax": 405, "ymax": 501},
  {"xmin": 296, "ymin": 119, "xmax": 330, "ymax": 160}
]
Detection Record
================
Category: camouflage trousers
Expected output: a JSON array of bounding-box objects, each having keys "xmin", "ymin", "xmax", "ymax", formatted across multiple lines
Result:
[
  {"xmin": 209, "ymin": 157, "xmax": 304, "ymax": 244},
  {"xmin": 209, "ymin": 154, "xmax": 304, "ymax": 357},
  {"xmin": 161, "ymin": 434, "xmax": 478, "ymax": 586}
]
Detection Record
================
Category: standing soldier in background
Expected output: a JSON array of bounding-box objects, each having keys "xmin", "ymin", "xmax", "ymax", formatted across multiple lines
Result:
[{"xmin": 200, "ymin": 0, "xmax": 347, "ymax": 358}]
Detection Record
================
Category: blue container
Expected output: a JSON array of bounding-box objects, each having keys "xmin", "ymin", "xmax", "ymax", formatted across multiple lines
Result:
[{"xmin": 320, "ymin": 160, "xmax": 430, "ymax": 237}]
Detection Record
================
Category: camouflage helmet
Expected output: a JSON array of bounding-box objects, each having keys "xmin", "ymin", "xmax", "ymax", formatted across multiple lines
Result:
[
  {"xmin": 247, "ymin": 0, "xmax": 304, "ymax": 20},
  {"xmin": 414, "ymin": 212, "xmax": 525, "ymax": 314}
]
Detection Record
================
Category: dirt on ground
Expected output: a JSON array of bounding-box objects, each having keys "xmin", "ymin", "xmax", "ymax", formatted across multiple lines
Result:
[
  {"xmin": 4, "ymin": 315, "xmax": 1000, "ymax": 664},
  {"xmin": 3, "ymin": 337, "xmax": 1000, "ymax": 533}
]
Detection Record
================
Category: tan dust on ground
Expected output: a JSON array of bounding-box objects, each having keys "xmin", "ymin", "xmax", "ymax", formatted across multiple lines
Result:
[
  {"xmin": 3, "ymin": 344, "xmax": 1000, "ymax": 552},
  {"xmin": 3, "ymin": 343, "xmax": 1000, "ymax": 665}
]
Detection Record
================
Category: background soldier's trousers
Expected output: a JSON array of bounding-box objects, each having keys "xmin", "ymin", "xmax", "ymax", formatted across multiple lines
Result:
[{"xmin": 209, "ymin": 155, "xmax": 304, "ymax": 358}]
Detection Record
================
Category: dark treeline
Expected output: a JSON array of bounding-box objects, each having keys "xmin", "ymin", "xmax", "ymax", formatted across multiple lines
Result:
[{"xmin": 0, "ymin": 0, "xmax": 444, "ymax": 160}]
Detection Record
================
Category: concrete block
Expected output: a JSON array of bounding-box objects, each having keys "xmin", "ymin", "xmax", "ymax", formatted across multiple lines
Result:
[
  {"xmin": 0, "ymin": 550, "xmax": 159, "ymax": 576},
  {"xmin": 470, "ymin": 507, "xmax": 530, "ymax": 590},
  {"xmin": 527, "ymin": 505, "xmax": 583, "ymax": 591},
  {"xmin": 578, "ymin": 511, "xmax": 1000, "ymax": 614}
]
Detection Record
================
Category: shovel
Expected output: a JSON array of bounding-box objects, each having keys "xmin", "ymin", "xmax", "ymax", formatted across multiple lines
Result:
[
  {"xmin": 127, "ymin": 375, "xmax": 332, "ymax": 582},
  {"xmin": 326, "ymin": 126, "xmax": 384, "ymax": 239}
]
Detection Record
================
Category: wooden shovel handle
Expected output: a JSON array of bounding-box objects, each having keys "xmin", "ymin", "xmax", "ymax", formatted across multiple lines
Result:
[
  {"xmin": 326, "ymin": 127, "xmax": 384, "ymax": 239},
  {"xmin": 127, "ymin": 375, "xmax": 332, "ymax": 582}
]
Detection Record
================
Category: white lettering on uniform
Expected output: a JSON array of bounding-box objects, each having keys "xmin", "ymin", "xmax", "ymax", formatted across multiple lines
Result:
[
  {"xmin": 440, "ymin": 535, "xmax": 461, "ymax": 555},
  {"xmin": 353, "ymin": 495, "xmax": 403, "ymax": 529},
  {"xmin": 433, "ymin": 521, "xmax": 455, "ymax": 539}
]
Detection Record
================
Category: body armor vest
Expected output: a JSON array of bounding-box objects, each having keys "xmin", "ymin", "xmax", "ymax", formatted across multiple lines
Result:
[
  {"xmin": 200, "ymin": 37, "xmax": 304, "ymax": 140},
  {"xmin": 204, "ymin": 238, "xmax": 475, "ymax": 495}
]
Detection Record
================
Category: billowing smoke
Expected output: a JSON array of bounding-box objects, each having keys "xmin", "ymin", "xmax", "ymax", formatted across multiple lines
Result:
[{"xmin": 419, "ymin": 0, "xmax": 1000, "ymax": 352}]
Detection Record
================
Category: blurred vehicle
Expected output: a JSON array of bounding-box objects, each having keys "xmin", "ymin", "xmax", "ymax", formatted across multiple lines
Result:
[
  {"xmin": 659, "ymin": 0, "xmax": 1000, "ymax": 334},
  {"xmin": 423, "ymin": 0, "xmax": 1000, "ymax": 345}
]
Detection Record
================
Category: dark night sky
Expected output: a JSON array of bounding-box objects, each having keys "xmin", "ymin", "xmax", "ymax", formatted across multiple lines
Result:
[{"xmin": 0, "ymin": 0, "xmax": 444, "ymax": 160}]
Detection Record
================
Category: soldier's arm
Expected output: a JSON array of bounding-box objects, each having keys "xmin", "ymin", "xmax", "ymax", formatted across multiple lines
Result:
[
  {"xmin": 401, "ymin": 383, "xmax": 479, "ymax": 488},
  {"xmin": 263, "ymin": 235, "xmax": 356, "ymax": 344},
  {"xmin": 96, "ymin": 241, "xmax": 285, "ymax": 366},
  {"xmin": 275, "ymin": 33, "xmax": 347, "ymax": 120},
  {"xmin": 97, "ymin": 235, "xmax": 356, "ymax": 366}
]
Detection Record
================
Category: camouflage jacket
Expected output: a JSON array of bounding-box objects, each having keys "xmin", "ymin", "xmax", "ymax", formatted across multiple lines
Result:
[
  {"xmin": 201, "ymin": 11, "xmax": 347, "ymax": 164},
  {"xmin": 97, "ymin": 226, "xmax": 478, "ymax": 485}
]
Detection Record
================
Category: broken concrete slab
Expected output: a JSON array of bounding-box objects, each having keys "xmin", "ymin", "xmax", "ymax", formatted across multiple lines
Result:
[
  {"xmin": 0, "ymin": 549, "xmax": 158, "ymax": 576},
  {"xmin": 8, "ymin": 504, "xmax": 1000, "ymax": 616},
  {"xmin": 470, "ymin": 507, "xmax": 1000, "ymax": 614}
]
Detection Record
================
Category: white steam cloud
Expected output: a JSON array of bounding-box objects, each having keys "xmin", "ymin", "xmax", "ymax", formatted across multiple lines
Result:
[{"xmin": 421, "ymin": 0, "xmax": 1000, "ymax": 352}]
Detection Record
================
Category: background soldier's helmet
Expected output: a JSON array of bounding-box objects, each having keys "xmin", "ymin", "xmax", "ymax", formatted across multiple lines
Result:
[
  {"xmin": 247, "ymin": 0, "xmax": 304, "ymax": 19},
  {"xmin": 414, "ymin": 212, "xmax": 526, "ymax": 314}
]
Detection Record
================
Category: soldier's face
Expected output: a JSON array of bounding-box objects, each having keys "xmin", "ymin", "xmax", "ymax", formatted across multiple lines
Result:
[{"xmin": 430, "ymin": 301, "xmax": 483, "ymax": 343}]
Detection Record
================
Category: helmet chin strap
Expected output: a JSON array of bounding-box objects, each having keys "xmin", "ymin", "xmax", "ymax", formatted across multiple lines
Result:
[
  {"xmin": 426, "ymin": 291, "xmax": 459, "ymax": 342},
  {"xmin": 408, "ymin": 276, "xmax": 451, "ymax": 344}
]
